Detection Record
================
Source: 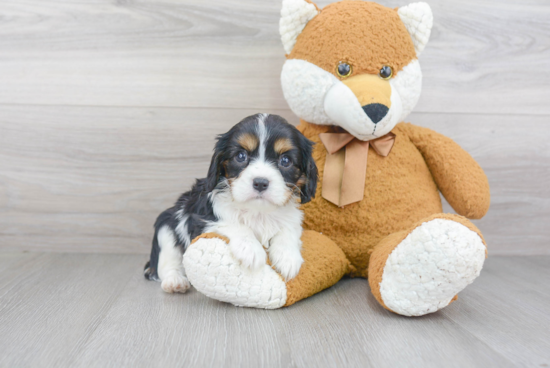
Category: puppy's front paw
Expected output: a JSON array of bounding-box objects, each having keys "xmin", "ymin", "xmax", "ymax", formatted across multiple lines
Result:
[
  {"xmin": 230, "ymin": 237, "xmax": 267, "ymax": 271},
  {"xmin": 269, "ymin": 246, "xmax": 304, "ymax": 281},
  {"xmin": 161, "ymin": 271, "xmax": 191, "ymax": 294}
]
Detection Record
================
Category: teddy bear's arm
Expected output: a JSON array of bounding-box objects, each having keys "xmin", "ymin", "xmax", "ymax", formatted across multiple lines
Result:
[{"xmin": 405, "ymin": 123, "xmax": 490, "ymax": 219}]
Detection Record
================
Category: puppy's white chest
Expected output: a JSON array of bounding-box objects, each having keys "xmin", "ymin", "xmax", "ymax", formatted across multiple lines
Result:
[{"xmin": 240, "ymin": 211, "xmax": 284, "ymax": 247}]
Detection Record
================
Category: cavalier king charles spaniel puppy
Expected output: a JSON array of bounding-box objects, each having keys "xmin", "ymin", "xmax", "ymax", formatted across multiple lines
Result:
[{"xmin": 144, "ymin": 114, "xmax": 318, "ymax": 293}]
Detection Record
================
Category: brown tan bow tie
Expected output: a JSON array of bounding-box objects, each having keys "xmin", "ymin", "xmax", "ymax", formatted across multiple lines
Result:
[{"xmin": 319, "ymin": 132, "xmax": 396, "ymax": 207}]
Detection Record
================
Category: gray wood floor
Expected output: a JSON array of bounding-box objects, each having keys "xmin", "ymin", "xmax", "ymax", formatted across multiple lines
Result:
[{"xmin": 1, "ymin": 253, "xmax": 549, "ymax": 368}]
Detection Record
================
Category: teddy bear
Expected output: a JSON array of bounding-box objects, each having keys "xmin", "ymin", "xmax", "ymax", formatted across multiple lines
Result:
[{"xmin": 182, "ymin": 0, "xmax": 490, "ymax": 316}]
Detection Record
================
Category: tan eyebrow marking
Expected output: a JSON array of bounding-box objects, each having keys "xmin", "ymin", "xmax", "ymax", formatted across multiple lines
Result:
[
  {"xmin": 274, "ymin": 138, "xmax": 294, "ymax": 154},
  {"xmin": 237, "ymin": 133, "xmax": 259, "ymax": 152}
]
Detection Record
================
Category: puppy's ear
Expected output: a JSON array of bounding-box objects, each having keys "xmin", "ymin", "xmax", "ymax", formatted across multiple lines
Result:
[
  {"xmin": 205, "ymin": 133, "xmax": 228, "ymax": 192},
  {"xmin": 299, "ymin": 136, "xmax": 318, "ymax": 204}
]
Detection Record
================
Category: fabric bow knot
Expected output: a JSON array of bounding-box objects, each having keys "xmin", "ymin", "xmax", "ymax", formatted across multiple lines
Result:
[{"xmin": 319, "ymin": 131, "xmax": 396, "ymax": 207}]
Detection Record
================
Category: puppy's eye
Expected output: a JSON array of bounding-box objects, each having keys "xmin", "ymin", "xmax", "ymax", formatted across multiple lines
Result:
[
  {"xmin": 379, "ymin": 65, "xmax": 393, "ymax": 80},
  {"xmin": 279, "ymin": 155, "xmax": 292, "ymax": 168},
  {"xmin": 336, "ymin": 62, "xmax": 352, "ymax": 78},
  {"xmin": 235, "ymin": 151, "xmax": 248, "ymax": 163}
]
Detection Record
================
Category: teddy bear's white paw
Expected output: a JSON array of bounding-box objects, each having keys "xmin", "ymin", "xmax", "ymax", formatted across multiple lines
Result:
[
  {"xmin": 183, "ymin": 237, "xmax": 287, "ymax": 309},
  {"xmin": 161, "ymin": 271, "xmax": 191, "ymax": 294},
  {"xmin": 229, "ymin": 236, "xmax": 267, "ymax": 271},
  {"xmin": 379, "ymin": 219, "xmax": 486, "ymax": 316}
]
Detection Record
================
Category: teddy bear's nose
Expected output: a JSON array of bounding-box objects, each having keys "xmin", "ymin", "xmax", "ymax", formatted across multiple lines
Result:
[{"xmin": 362, "ymin": 103, "xmax": 389, "ymax": 124}]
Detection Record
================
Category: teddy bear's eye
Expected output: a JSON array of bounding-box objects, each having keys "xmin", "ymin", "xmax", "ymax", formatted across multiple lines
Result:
[
  {"xmin": 336, "ymin": 62, "xmax": 352, "ymax": 78},
  {"xmin": 379, "ymin": 65, "xmax": 393, "ymax": 80}
]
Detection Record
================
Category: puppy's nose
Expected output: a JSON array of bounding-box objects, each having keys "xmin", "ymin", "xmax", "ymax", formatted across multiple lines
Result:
[
  {"xmin": 253, "ymin": 178, "xmax": 269, "ymax": 193},
  {"xmin": 362, "ymin": 103, "xmax": 389, "ymax": 124}
]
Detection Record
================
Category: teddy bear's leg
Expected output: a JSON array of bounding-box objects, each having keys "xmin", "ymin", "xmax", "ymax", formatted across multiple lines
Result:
[
  {"xmin": 183, "ymin": 230, "xmax": 349, "ymax": 309},
  {"xmin": 368, "ymin": 214, "xmax": 487, "ymax": 317}
]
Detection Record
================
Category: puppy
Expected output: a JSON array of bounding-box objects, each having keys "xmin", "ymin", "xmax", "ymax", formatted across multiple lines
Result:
[{"xmin": 144, "ymin": 113, "xmax": 318, "ymax": 293}]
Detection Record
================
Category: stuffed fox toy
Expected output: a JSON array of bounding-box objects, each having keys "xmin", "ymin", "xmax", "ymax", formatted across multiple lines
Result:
[{"xmin": 183, "ymin": 0, "xmax": 491, "ymax": 316}]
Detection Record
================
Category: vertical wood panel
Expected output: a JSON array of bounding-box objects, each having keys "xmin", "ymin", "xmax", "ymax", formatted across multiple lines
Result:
[
  {"xmin": 0, "ymin": 0, "xmax": 548, "ymax": 254},
  {"xmin": 0, "ymin": 106, "xmax": 548, "ymax": 254},
  {"xmin": 0, "ymin": 0, "xmax": 548, "ymax": 114}
]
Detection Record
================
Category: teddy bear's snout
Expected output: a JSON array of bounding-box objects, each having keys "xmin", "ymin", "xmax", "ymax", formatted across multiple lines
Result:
[
  {"xmin": 362, "ymin": 103, "xmax": 389, "ymax": 124},
  {"xmin": 340, "ymin": 73, "xmax": 393, "ymax": 126}
]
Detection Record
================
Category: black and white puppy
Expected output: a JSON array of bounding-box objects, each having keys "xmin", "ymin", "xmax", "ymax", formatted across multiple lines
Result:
[{"xmin": 144, "ymin": 114, "xmax": 318, "ymax": 293}]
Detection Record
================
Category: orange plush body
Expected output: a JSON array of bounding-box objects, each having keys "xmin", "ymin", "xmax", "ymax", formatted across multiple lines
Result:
[
  {"xmin": 184, "ymin": 0, "xmax": 491, "ymax": 316},
  {"xmin": 299, "ymin": 122, "xmax": 490, "ymax": 279}
]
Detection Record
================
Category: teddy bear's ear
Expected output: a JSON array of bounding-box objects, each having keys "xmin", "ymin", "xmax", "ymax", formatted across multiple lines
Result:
[
  {"xmin": 398, "ymin": 2, "xmax": 434, "ymax": 57},
  {"xmin": 280, "ymin": 0, "xmax": 320, "ymax": 54}
]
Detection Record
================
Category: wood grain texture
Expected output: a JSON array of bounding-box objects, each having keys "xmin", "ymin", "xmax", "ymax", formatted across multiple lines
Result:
[
  {"xmin": 1, "ymin": 105, "xmax": 548, "ymax": 254},
  {"xmin": 0, "ymin": 253, "xmax": 137, "ymax": 367},
  {"xmin": 0, "ymin": 105, "xmax": 298, "ymax": 253},
  {"xmin": 0, "ymin": 0, "xmax": 548, "ymax": 254},
  {"xmin": 1, "ymin": 253, "xmax": 549, "ymax": 367},
  {"xmin": 0, "ymin": 0, "xmax": 548, "ymax": 114},
  {"xmin": 441, "ymin": 256, "xmax": 550, "ymax": 367}
]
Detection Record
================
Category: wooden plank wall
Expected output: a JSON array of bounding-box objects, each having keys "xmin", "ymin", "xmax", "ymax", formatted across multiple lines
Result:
[{"xmin": 0, "ymin": 0, "xmax": 548, "ymax": 255}]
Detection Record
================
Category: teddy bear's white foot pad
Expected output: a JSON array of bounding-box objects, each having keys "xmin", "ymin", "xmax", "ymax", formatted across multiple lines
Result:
[
  {"xmin": 183, "ymin": 238, "xmax": 287, "ymax": 309},
  {"xmin": 379, "ymin": 219, "xmax": 486, "ymax": 316}
]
